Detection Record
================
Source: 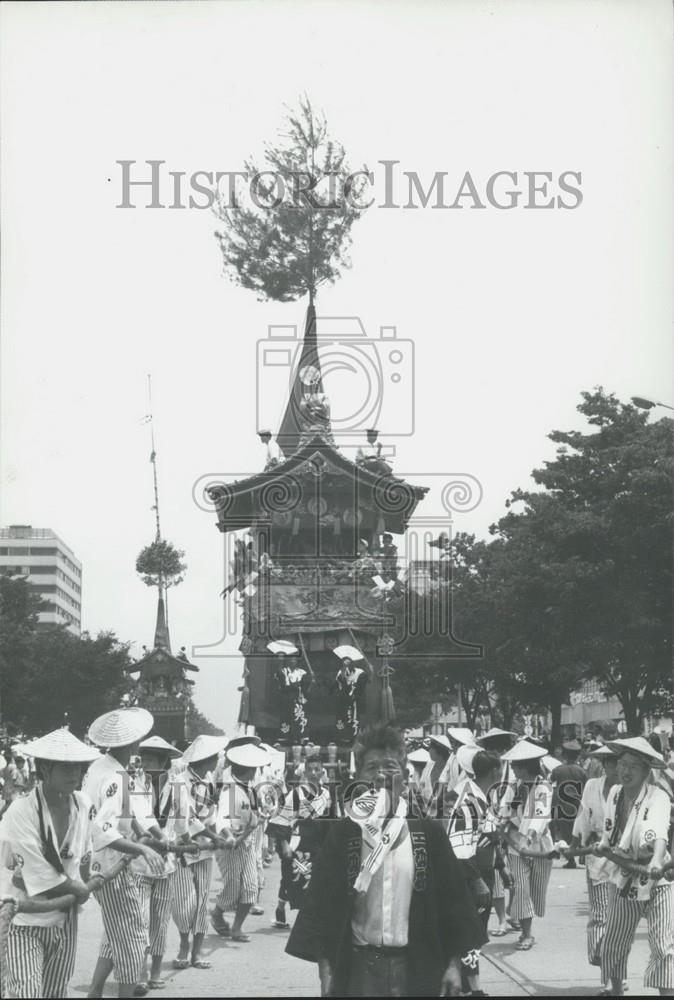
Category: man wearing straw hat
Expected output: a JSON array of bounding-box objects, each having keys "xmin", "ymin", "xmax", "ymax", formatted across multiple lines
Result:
[
  {"xmin": 0, "ymin": 726, "xmax": 104, "ymax": 997},
  {"xmin": 560, "ymin": 745, "xmax": 620, "ymax": 996},
  {"xmin": 477, "ymin": 728, "xmax": 516, "ymax": 936},
  {"xmin": 132, "ymin": 734, "xmax": 183, "ymax": 992},
  {"xmin": 418, "ymin": 734, "xmax": 452, "ymax": 809},
  {"xmin": 267, "ymin": 747, "xmax": 332, "ymax": 930},
  {"xmin": 167, "ymin": 733, "xmax": 228, "ymax": 971},
  {"xmin": 441, "ymin": 729, "xmax": 479, "ymax": 796},
  {"xmin": 499, "ymin": 739, "xmax": 555, "ymax": 952},
  {"xmin": 83, "ymin": 707, "xmax": 166, "ymax": 999},
  {"xmin": 596, "ymin": 737, "xmax": 674, "ymax": 996},
  {"xmin": 444, "ymin": 748, "xmax": 507, "ymax": 996},
  {"xmin": 211, "ymin": 739, "xmax": 271, "ymax": 943}
]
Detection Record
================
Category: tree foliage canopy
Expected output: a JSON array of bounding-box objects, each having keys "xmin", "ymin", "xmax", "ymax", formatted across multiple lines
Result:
[
  {"xmin": 392, "ymin": 390, "xmax": 673, "ymax": 740},
  {"xmin": 0, "ymin": 573, "xmax": 224, "ymax": 740},
  {"xmin": 185, "ymin": 704, "xmax": 225, "ymax": 739},
  {"xmin": 0, "ymin": 574, "xmax": 131, "ymax": 737},
  {"xmin": 495, "ymin": 389, "xmax": 673, "ymax": 731},
  {"xmin": 214, "ymin": 96, "xmax": 369, "ymax": 303},
  {"xmin": 136, "ymin": 539, "xmax": 186, "ymax": 589}
]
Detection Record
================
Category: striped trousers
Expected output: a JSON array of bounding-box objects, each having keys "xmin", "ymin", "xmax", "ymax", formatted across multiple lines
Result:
[
  {"xmin": 136, "ymin": 873, "xmax": 174, "ymax": 957},
  {"xmin": 600, "ymin": 882, "xmax": 674, "ymax": 990},
  {"xmin": 171, "ymin": 857, "xmax": 213, "ymax": 936},
  {"xmin": 215, "ymin": 843, "xmax": 259, "ymax": 911},
  {"xmin": 96, "ymin": 867, "xmax": 148, "ymax": 985},
  {"xmin": 508, "ymin": 850, "xmax": 553, "ymax": 921},
  {"xmin": 5, "ymin": 908, "xmax": 77, "ymax": 999},
  {"xmin": 255, "ymin": 824, "xmax": 265, "ymax": 891},
  {"xmin": 492, "ymin": 868, "xmax": 505, "ymax": 900},
  {"xmin": 586, "ymin": 875, "xmax": 611, "ymax": 968}
]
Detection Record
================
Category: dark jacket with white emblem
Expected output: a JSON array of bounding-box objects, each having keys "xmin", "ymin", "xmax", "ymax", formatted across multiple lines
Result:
[{"xmin": 286, "ymin": 816, "xmax": 487, "ymax": 996}]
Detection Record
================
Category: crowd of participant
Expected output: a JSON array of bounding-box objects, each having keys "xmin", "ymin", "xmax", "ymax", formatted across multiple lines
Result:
[{"xmin": 0, "ymin": 708, "xmax": 672, "ymax": 998}]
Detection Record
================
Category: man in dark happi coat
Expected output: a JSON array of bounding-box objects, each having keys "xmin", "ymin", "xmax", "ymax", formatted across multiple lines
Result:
[{"xmin": 286, "ymin": 725, "xmax": 487, "ymax": 997}]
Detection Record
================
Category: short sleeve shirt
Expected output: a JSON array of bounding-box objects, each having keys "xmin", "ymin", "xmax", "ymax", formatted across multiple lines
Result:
[{"xmin": 0, "ymin": 786, "xmax": 92, "ymax": 927}]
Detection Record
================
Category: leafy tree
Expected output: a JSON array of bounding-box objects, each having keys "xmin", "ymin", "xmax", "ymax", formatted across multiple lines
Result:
[
  {"xmin": 214, "ymin": 96, "xmax": 369, "ymax": 304},
  {"xmin": 135, "ymin": 539, "xmax": 186, "ymax": 590},
  {"xmin": 185, "ymin": 702, "xmax": 224, "ymax": 739},
  {"xmin": 392, "ymin": 534, "xmax": 514, "ymax": 731},
  {"xmin": 392, "ymin": 390, "xmax": 672, "ymax": 742},
  {"xmin": 492, "ymin": 389, "xmax": 673, "ymax": 736},
  {"xmin": 482, "ymin": 528, "xmax": 589, "ymax": 744},
  {"xmin": 17, "ymin": 629, "xmax": 131, "ymax": 737},
  {"xmin": 0, "ymin": 574, "xmax": 132, "ymax": 737},
  {"xmin": 0, "ymin": 574, "xmax": 46, "ymax": 736}
]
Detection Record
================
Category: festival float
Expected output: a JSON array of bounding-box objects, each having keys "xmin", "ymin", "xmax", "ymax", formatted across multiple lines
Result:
[
  {"xmin": 203, "ymin": 100, "xmax": 442, "ymax": 760},
  {"xmin": 207, "ymin": 305, "xmax": 428, "ymax": 754}
]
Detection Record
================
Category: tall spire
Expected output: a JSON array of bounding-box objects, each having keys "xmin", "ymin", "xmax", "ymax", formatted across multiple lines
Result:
[
  {"xmin": 153, "ymin": 591, "xmax": 171, "ymax": 653},
  {"xmin": 277, "ymin": 302, "xmax": 330, "ymax": 457}
]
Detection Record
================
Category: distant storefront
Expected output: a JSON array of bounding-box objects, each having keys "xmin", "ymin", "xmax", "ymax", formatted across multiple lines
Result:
[{"xmin": 561, "ymin": 680, "xmax": 625, "ymax": 737}]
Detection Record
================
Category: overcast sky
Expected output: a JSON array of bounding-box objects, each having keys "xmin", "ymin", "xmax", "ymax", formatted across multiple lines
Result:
[{"xmin": 1, "ymin": 0, "xmax": 672, "ymax": 735}]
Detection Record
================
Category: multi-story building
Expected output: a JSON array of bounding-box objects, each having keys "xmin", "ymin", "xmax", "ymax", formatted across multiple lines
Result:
[{"xmin": 0, "ymin": 525, "xmax": 82, "ymax": 634}]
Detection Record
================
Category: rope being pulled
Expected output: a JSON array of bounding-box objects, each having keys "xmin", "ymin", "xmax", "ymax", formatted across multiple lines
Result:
[{"xmin": 558, "ymin": 844, "xmax": 674, "ymax": 881}]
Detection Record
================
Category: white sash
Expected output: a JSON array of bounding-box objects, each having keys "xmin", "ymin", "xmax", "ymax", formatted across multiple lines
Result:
[
  {"xmin": 346, "ymin": 788, "xmax": 408, "ymax": 893},
  {"xmin": 610, "ymin": 783, "xmax": 661, "ymax": 900}
]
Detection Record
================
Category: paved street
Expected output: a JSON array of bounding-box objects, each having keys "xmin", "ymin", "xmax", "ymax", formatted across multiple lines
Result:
[{"xmin": 69, "ymin": 857, "xmax": 656, "ymax": 997}]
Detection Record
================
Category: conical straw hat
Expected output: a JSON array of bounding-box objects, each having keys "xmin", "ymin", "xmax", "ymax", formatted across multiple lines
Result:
[
  {"xmin": 501, "ymin": 739, "xmax": 548, "ymax": 762},
  {"xmin": 225, "ymin": 735, "xmax": 261, "ymax": 752},
  {"xmin": 88, "ymin": 707, "xmax": 154, "ymax": 748},
  {"xmin": 427, "ymin": 734, "xmax": 451, "ymax": 752},
  {"xmin": 182, "ymin": 734, "xmax": 228, "ymax": 765},
  {"xmin": 456, "ymin": 745, "xmax": 479, "ymax": 776},
  {"xmin": 18, "ymin": 727, "xmax": 100, "ymax": 763},
  {"xmin": 607, "ymin": 736, "xmax": 666, "ymax": 769},
  {"xmin": 226, "ymin": 743, "xmax": 271, "ymax": 768},
  {"xmin": 541, "ymin": 754, "xmax": 562, "ymax": 774},
  {"xmin": 589, "ymin": 745, "xmax": 617, "ymax": 759},
  {"xmin": 478, "ymin": 728, "xmax": 516, "ymax": 744},
  {"xmin": 447, "ymin": 728, "xmax": 477, "ymax": 746},
  {"xmin": 140, "ymin": 735, "xmax": 181, "ymax": 757}
]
